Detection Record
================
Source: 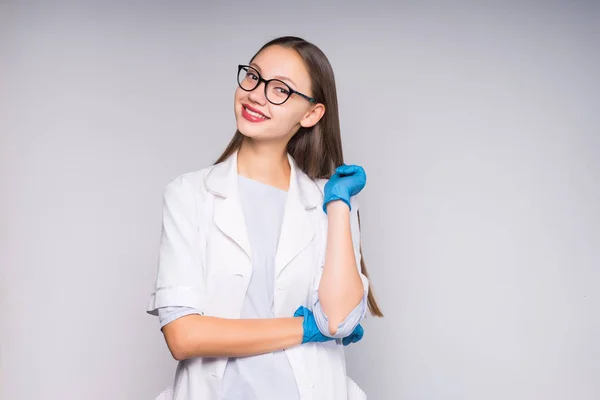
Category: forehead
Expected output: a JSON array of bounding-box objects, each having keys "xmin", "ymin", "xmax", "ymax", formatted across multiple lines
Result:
[{"xmin": 251, "ymin": 45, "xmax": 311, "ymax": 89}]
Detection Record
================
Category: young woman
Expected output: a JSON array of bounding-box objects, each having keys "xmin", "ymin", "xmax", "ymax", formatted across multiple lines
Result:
[{"xmin": 147, "ymin": 36, "xmax": 382, "ymax": 400}]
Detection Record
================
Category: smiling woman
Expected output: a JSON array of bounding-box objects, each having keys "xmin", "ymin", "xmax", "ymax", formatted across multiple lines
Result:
[
  {"xmin": 147, "ymin": 36, "xmax": 382, "ymax": 400},
  {"xmin": 231, "ymin": 43, "xmax": 327, "ymax": 145}
]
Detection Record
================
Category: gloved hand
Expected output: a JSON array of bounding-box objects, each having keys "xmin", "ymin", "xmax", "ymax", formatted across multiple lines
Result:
[
  {"xmin": 323, "ymin": 164, "xmax": 367, "ymax": 214},
  {"xmin": 294, "ymin": 306, "xmax": 365, "ymax": 346},
  {"xmin": 342, "ymin": 324, "xmax": 364, "ymax": 346},
  {"xmin": 294, "ymin": 306, "xmax": 335, "ymax": 344}
]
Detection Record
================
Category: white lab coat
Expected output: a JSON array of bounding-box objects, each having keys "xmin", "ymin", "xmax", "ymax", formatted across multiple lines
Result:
[{"xmin": 147, "ymin": 151, "xmax": 369, "ymax": 400}]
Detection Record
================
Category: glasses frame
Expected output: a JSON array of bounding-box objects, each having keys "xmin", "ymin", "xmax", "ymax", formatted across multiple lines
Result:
[{"xmin": 237, "ymin": 64, "xmax": 317, "ymax": 105}]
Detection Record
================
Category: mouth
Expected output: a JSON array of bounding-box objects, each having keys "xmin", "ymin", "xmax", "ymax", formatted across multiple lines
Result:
[{"xmin": 241, "ymin": 104, "xmax": 270, "ymax": 122}]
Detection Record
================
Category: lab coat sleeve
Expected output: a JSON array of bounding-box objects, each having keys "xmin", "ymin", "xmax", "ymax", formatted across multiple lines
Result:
[
  {"xmin": 146, "ymin": 175, "xmax": 206, "ymax": 316},
  {"xmin": 311, "ymin": 195, "xmax": 370, "ymax": 336},
  {"xmin": 313, "ymin": 295, "xmax": 367, "ymax": 338},
  {"xmin": 157, "ymin": 306, "xmax": 202, "ymax": 328}
]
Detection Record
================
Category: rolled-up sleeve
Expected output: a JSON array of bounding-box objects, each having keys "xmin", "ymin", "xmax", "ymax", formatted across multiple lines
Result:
[
  {"xmin": 313, "ymin": 296, "xmax": 367, "ymax": 338},
  {"xmin": 146, "ymin": 175, "xmax": 206, "ymax": 317},
  {"xmin": 157, "ymin": 306, "xmax": 202, "ymax": 328},
  {"xmin": 312, "ymin": 195, "xmax": 369, "ymax": 338}
]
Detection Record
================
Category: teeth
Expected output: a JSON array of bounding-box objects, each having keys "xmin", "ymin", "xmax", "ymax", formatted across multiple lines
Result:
[{"xmin": 245, "ymin": 107, "xmax": 266, "ymax": 119}]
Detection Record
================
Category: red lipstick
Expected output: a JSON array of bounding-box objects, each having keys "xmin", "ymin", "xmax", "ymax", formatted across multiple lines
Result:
[{"xmin": 241, "ymin": 104, "xmax": 269, "ymax": 123}]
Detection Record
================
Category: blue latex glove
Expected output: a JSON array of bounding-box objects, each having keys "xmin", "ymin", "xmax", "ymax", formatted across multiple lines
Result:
[
  {"xmin": 294, "ymin": 306, "xmax": 335, "ymax": 344},
  {"xmin": 323, "ymin": 164, "xmax": 367, "ymax": 214},
  {"xmin": 342, "ymin": 324, "xmax": 364, "ymax": 346},
  {"xmin": 294, "ymin": 306, "xmax": 364, "ymax": 346}
]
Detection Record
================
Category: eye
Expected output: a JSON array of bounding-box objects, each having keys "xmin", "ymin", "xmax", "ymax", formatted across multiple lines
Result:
[
  {"xmin": 247, "ymin": 72, "xmax": 259, "ymax": 81},
  {"xmin": 275, "ymin": 86, "xmax": 290, "ymax": 95}
]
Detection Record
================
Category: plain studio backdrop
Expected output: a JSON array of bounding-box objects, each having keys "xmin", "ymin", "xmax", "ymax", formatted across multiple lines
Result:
[{"xmin": 1, "ymin": 1, "xmax": 599, "ymax": 399}]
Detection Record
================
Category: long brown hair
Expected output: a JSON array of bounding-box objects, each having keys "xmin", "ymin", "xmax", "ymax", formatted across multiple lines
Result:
[{"xmin": 215, "ymin": 36, "xmax": 383, "ymax": 317}]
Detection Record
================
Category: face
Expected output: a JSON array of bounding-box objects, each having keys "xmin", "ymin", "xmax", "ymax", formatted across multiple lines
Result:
[{"xmin": 234, "ymin": 45, "xmax": 325, "ymax": 143}]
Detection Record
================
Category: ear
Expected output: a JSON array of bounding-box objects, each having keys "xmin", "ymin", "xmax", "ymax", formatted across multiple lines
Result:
[{"xmin": 300, "ymin": 103, "xmax": 326, "ymax": 128}]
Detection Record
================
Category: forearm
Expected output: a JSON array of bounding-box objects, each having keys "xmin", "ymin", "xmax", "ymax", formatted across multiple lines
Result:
[
  {"xmin": 318, "ymin": 201, "xmax": 365, "ymax": 334},
  {"xmin": 162, "ymin": 314, "xmax": 303, "ymax": 360}
]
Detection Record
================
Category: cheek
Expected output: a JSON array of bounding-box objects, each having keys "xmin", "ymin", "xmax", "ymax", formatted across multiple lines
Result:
[
  {"xmin": 234, "ymin": 88, "xmax": 244, "ymax": 104},
  {"xmin": 233, "ymin": 89, "xmax": 245, "ymax": 114},
  {"xmin": 271, "ymin": 105, "xmax": 304, "ymax": 126}
]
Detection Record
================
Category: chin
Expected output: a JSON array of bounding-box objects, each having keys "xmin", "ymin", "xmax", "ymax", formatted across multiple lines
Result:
[
  {"xmin": 236, "ymin": 120, "xmax": 262, "ymax": 139},
  {"xmin": 236, "ymin": 119, "xmax": 268, "ymax": 139}
]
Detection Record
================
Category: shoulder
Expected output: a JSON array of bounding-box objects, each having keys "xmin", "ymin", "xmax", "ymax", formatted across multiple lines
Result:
[{"xmin": 162, "ymin": 166, "xmax": 213, "ymax": 203}]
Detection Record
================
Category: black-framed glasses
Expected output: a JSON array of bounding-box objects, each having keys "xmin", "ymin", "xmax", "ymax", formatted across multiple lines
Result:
[{"xmin": 237, "ymin": 64, "xmax": 317, "ymax": 105}]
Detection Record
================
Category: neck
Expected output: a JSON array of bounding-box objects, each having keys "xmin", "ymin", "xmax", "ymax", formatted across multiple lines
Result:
[{"xmin": 237, "ymin": 138, "xmax": 291, "ymax": 190}]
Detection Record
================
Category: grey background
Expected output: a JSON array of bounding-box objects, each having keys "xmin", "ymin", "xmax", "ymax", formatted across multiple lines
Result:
[{"xmin": 1, "ymin": 1, "xmax": 599, "ymax": 399}]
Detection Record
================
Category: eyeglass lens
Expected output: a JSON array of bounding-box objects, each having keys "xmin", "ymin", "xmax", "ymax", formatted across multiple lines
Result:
[{"xmin": 238, "ymin": 66, "xmax": 292, "ymax": 105}]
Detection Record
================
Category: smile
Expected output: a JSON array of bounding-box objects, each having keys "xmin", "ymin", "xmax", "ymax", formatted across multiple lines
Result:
[{"xmin": 242, "ymin": 105, "xmax": 270, "ymax": 122}]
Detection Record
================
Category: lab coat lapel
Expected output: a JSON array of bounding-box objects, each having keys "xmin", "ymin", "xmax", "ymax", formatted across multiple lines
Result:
[
  {"xmin": 274, "ymin": 154, "xmax": 319, "ymax": 279},
  {"xmin": 215, "ymin": 192, "xmax": 252, "ymax": 261},
  {"xmin": 206, "ymin": 151, "xmax": 253, "ymax": 261},
  {"xmin": 205, "ymin": 151, "xmax": 322, "ymax": 278}
]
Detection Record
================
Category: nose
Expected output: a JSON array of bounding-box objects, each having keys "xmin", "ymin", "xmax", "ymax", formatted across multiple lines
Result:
[{"xmin": 247, "ymin": 81, "xmax": 267, "ymax": 105}]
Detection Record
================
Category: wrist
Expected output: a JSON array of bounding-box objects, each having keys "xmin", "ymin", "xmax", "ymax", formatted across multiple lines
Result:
[
  {"xmin": 293, "ymin": 317, "xmax": 306, "ymax": 344},
  {"xmin": 325, "ymin": 199, "xmax": 351, "ymax": 214}
]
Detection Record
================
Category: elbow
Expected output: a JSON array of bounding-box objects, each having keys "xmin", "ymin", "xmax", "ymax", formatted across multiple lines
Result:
[
  {"xmin": 323, "ymin": 297, "xmax": 367, "ymax": 338},
  {"xmin": 162, "ymin": 320, "xmax": 194, "ymax": 361},
  {"xmin": 327, "ymin": 317, "xmax": 360, "ymax": 338},
  {"xmin": 164, "ymin": 329, "xmax": 189, "ymax": 361},
  {"xmin": 169, "ymin": 340, "xmax": 188, "ymax": 361},
  {"xmin": 171, "ymin": 349, "xmax": 186, "ymax": 362},
  {"xmin": 327, "ymin": 316, "xmax": 357, "ymax": 337},
  {"xmin": 321, "ymin": 310, "xmax": 355, "ymax": 338},
  {"xmin": 314, "ymin": 303, "xmax": 340, "ymax": 338},
  {"xmin": 328, "ymin": 320, "xmax": 339, "ymax": 337},
  {"xmin": 163, "ymin": 315, "xmax": 217, "ymax": 360},
  {"xmin": 325, "ymin": 297, "xmax": 363, "ymax": 332}
]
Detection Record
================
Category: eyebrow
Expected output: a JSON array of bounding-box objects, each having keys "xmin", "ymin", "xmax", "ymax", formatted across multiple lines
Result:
[{"xmin": 249, "ymin": 63, "xmax": 298, "ymax": 88}]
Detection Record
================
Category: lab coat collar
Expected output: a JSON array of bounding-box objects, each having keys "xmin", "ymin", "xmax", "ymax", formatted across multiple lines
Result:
[{"xmin": 204, "ymin": 149, "xmax": 322, "ymax": 209}]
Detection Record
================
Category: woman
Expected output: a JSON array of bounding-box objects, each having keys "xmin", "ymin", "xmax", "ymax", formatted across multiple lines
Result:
[{"xmin": 147, "ymin": 36, "xmax": 383, "ymax": 400}]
